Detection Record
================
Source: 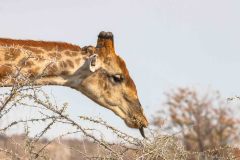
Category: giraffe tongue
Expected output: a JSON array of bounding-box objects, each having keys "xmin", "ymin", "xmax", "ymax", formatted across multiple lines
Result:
[{"xmin": 139, "ymin": 127, "xmax": 146, "ymax": 138}]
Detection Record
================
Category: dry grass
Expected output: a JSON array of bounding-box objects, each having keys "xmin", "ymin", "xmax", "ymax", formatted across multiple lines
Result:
[{"xmin": 0, "ymin": 133, "xmax": 238, "ymax": 160}]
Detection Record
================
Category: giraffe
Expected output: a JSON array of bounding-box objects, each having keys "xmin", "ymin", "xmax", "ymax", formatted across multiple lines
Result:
[{"xmin": 0, "ymin": 31, "xmax": 148, "ymax": 137}]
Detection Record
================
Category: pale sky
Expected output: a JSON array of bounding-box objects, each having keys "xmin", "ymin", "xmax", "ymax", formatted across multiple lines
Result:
[{"xmin": 0, "ymin": 0, "xmax": 239, "ymax": 139}]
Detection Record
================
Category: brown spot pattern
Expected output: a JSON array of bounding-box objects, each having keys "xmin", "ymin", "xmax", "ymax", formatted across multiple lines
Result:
[
  {"xmin": 59, "ymin": 61, "xmax": 68, "ymax": 68},
  {"xmin": 75, "ymin": 58, "xmax": 81, "ymax": 64},
  {"xmin": 47, "ymin": 64, "xmax": 58, "ymax": 75},
  {"xmin": 61, "ymin": 70, "xmax": 70, "ymax": 75},
  {"xmin": 64, "ymin": 51, "xmax": 71, "ymax": 56},
  {"xmin": 18, "ymin": 58, "xmax": 33, "ymax": 67},
  {"xmin": 49, "ymin": 52, "xmax": 62, "ymax": 60},
  {"xmin": 66, "ymin": 60, "xmax": 74, "ymax": 68},
  {"xmin": 4, "ymin": 48, "xmax": 21, "ymax": 61},
  {"xmin": 64, "ymin": 51, "xmax": 78, "ymax": 57},
  {"xmin": 35, "ymin": 54, "xmax": 45, "ymax": 61},
  {"xmin": 27, "ymin": 68, "xmax": 39, "ymax": 77},
  {"xmin": 25, "ymin": 61, "xmax": 34, "ymax": 67},
  {"xmin": 0, "ymin": 65, "xmax": 12, "ymax": 77}
]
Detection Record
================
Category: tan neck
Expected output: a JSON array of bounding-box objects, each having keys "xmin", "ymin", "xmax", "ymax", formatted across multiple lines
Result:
[{"xmin": 0, "ymin": 38, "xmax": 95, "ymax": 88}]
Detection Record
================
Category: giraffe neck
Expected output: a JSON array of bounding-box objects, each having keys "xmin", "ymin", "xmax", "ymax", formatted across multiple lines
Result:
[{"xmin": 0, "ymin": 38, "xmax": 95, "ymax": 89}]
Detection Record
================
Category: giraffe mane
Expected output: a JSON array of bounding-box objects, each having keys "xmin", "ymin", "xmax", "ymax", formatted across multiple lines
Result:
[{"xmin": 0, "ymin": 38, "xmax": 81, "ymax": 51}]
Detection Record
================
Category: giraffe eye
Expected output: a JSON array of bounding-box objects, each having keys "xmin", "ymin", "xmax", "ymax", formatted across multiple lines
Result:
[{"xmin": 112, "ymin": 74, "xmax": 124, "ymax": 83}]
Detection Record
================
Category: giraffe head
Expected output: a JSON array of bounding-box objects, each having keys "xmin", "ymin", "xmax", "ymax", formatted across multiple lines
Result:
[{"xmin": 78, "ymin": 31, "xmax": 148, "ymax": 137}]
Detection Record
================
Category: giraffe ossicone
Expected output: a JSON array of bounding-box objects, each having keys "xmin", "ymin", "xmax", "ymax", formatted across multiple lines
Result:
[{"xmin": 0, "ymin": 31, "xmax": 148, "ymax": 137}]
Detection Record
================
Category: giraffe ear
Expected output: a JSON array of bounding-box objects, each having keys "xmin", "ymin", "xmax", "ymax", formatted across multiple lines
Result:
[{"xmin": 89, "ymin": 54, "xmax": 99, "ymax": 72}]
